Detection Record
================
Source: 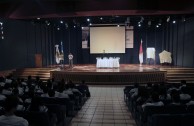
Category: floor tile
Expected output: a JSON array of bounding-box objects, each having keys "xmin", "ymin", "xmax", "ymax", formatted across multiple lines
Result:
[{"xmin": 70, "ymin": 86, "xmax": 136, "ymax": 126}]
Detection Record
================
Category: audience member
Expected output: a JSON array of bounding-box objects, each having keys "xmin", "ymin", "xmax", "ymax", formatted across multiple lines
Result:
[
  {"xmin": 142, "ymin": 92, "xmax": 164, "ymax": 109},
  {"xmin": 170, "ymin": 90, "xmax": 181, "ymax": 105},
  {"xmin": 180, "ymin": 86, "xmax": 191, "ymax": 100},
  {"xmin": 28, "ymin": 97, "xmax": 48, "ymax": 112},
  {"xmin": 0, "ymin": 96, "xmax": 28, "ymax": 126}
]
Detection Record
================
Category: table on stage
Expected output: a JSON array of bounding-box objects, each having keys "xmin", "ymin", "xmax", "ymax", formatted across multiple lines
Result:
[{"xmin": 96, "ymin": 57, "xmax": 120, "ymax": 68}]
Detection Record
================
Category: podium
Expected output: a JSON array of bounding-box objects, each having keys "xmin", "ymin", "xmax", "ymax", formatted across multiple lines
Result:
[{"xmin": 35, "ymin": 54, "xmax": 42, "ymax": 67}]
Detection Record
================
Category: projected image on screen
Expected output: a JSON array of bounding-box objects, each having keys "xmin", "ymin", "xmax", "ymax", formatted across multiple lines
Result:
[{"xmin": 90, "ymin": 26, "xmax": 125, "ymax": 54}]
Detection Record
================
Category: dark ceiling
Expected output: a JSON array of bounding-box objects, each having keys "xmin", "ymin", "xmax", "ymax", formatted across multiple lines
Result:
[{"xmin": 0, "ymin": 0, "xmax": 194, "ymax": 19}]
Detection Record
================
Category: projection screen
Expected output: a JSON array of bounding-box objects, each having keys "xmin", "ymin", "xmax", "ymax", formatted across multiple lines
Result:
[{"xmin": 90, "ymin": 26, "xmax": 125, "ymax": 54}]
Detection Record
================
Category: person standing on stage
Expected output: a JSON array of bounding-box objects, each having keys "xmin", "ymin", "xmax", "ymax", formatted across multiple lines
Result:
[{"xmin": 68, "ymin": 53, "xmax": 73, "ymax": 68}]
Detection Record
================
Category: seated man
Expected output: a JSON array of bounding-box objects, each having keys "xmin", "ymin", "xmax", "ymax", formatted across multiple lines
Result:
[
  {"xmin": 0, "ymin": 96, "xmax": 28, "ymax": 126},
  {"xmin": 142, "ymin": 92, "xmax": 164, "ymax": 110}
]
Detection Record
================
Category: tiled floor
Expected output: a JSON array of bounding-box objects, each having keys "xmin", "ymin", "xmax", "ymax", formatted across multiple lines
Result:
[{"xmin": 70, "ymin": 86, "xmax": 136, "ymax": 126}]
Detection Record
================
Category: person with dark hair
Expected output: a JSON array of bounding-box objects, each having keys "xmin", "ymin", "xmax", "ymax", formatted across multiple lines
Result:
[
  {"xmin": 12, "ymin": 88, "xmax": 25, "ymax": 111},
  {"xmin": 136, "ymin": 87, "xmax": 149, "ymax": 106},
  {"xmin": 142, "ymin": 92, "xmax": 164, "ymax": 109},
  {"xmin": 0, "ymin": 96, "xmax": 28, "ymax": 126},
  {"xmin": 28, "ymin": 97, "xmax": 48, "ymax": 112},
  {"xmin": 180, "ymin": 86, "xmax": 191, "ymax": 100},
  {"xmin": 48, "ymin": 89, "xmax": 56, "ymax": 97},
  {"xmin": 47, "ymin": 79, "xmax": 53, "ymax": 89},
  {"xmin": 55, "ymin": 87, "xmax": 69, "ymax": 98},
  {"xmin": 41, "ymin": 87, "xmax": 49, "ymax": 97},
  {"xmin": 5, "ymin": 75, "xmax": 12, "ymax": 84},
  {"xmin": 0, "ymin": 86, "xmax": 6, "ymax": 101},
  {"xmin": 159, "ymin": 87, "xmax": 171, "ymax": 100},
  {"xmin": 170, "ymin": 89, "xmax": 181, "ymax": 105},
  {"xmin": 51, "ymin": 78, "xmax": 58, "ymax": 90},
  {"xmin": 24, "ymin": 88, "xmax": 35, "ymax": 104},
  {"xmin": 167, "ymin": 83, "xmax": 179, "ymax": 94},
  {"xmin": 0, "ymin": 77, "xmax": 5, "ymax": 87},
  {"xmin": 2, "ymin": 83, "xmax": 12, "ymax": 95}
]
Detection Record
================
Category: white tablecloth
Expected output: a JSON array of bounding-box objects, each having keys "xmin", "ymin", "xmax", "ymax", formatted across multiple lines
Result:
[{"xmin": 96, "ymin": 57, "xmax": 120, "ymax": 68}]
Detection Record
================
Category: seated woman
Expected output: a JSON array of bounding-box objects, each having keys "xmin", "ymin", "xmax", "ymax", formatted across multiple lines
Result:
[{"xmin": 142, "ymin": 92, "xmax": 164, "ymax": 110}]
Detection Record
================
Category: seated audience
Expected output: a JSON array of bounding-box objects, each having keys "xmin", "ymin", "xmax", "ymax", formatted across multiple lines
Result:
[
  {"xmin": 0, "ymin": 77, "xmax": 5, "ymax": 87},
  {"xmin": 27, "ymin": 97, "xmax": 48, "ymax": 112},
  {"xmin": 167, "ymin": 83, "xmax": 179, "ymax": 94},
  {"xmin": 41, "ymin": 87, "xmax": 49, "ymax": 97},
  {"xmin": 0, "ymin": 86, "xmax": 6, "ymax": 101},
  {"xmin": 48, "ymin": 89, "xmax": 56, "ymax": 98},
  {"xmin": 159, "ymin": 87, "xmax": 171, "ymax": 100},
  {"xmin": 2, "ymin": 83, "xmax": 12, "ymax": 95},
  {"xmin": 170, "ymin": 90, "xmax": 181, "ymax": 105},
  {"xmin": 0, "ymin": 96, "xmax": 28, "ymax": 126},
  {"xmin": 129, "ymin": 83, "xmax": 139, "ymax": 98},
  {"xmin": 142, "ymin": 92, "xmax": 164, "ymax": 109},
  {"xmin": 55, "ymin": 87, "xmax": 69, "ymax": 98},
  {"xmin": 179, "ymin": 86, "xmax": 191, "ymax": 100},
  {"xmin": 186, "ymin": 100, "xmax": 194, "ymax": 106}
]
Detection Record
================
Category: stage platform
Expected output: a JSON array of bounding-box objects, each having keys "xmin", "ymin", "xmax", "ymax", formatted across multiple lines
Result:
[
  {"xmin": 11, "ymin": 64, "xmax": 194, "ymax": 84},
  {"xmin": 50, "ymin": 64, "xmax": 167, "ymax": 84}
]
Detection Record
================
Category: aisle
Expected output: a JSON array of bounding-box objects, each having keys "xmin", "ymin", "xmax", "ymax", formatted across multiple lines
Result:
[{"xmin": 70, "ymin": 86, "xmax": 136, "ymax": 126}]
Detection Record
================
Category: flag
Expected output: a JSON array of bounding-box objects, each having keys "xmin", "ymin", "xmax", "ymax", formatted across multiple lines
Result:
[
  {"xmin": 55, "ymin": 45, "xmax": 60, "ymax": 64},
  {"xmin": 60, "ymin": 41, "xmax": 63, "ymax": 53},
  {"xmin": 139, "ymin": 39, "xmax": 143, "ymax": 64}
]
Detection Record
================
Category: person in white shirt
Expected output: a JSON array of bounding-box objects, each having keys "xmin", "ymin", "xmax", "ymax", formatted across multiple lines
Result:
[
  {"xmin": 180, "ymin": 86, "xmax": 191, "ymax": 101},
  {"xmin": 68, "ymin": 53, "xmax": 73, "ymax": 68},
  {"xmin": 2, "ymin": 84, "xmax": 12, "ymax": 95},
  {"xmin": 170, "ymin": 90, "xmax": 181, "ymax": 105},
  {"xmin": 0, "ymin": 96, "xmax": 28, "ymax": 126},
  {"xmin": 0, "ymin": 77, "xmax": 5, "ymax": 87},
  {"xmin": 142, "ymin": 92, "xmax": 164, "ymax": 110},
  {"xmin": 0, "ymin": 87, "xmax": 6, "ymax": 101}
]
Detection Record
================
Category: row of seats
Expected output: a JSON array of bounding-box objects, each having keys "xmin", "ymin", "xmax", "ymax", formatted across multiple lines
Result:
[
  {"xmin": 124, "ymin": 83, "xmax": 194, "ymax": 126},
  {"xmin": 0, "ymin": 76, "xmax": 91, "ymax": 126}
]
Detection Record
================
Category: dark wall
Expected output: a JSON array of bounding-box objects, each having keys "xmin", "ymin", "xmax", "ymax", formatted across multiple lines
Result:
[
  {"xmin": 0, "ymin": 20, "xmax": 55, "ymax": 71},
  {"xmin": 57, "ymin": 17, "xmax": 194, "ymax": 67},
  {"xmin": 1, "ymin": 17, "xmax": 194, "ymax": 71}
]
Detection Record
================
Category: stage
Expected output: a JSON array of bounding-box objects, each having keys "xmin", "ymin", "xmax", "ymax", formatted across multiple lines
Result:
[
  {"xmin": 11, "ymin": 64, "xmax": 194, "ymax": 84},
  {"xmin": 50, "ymin": 64, "xmax": 167, "ymax": 84}
]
